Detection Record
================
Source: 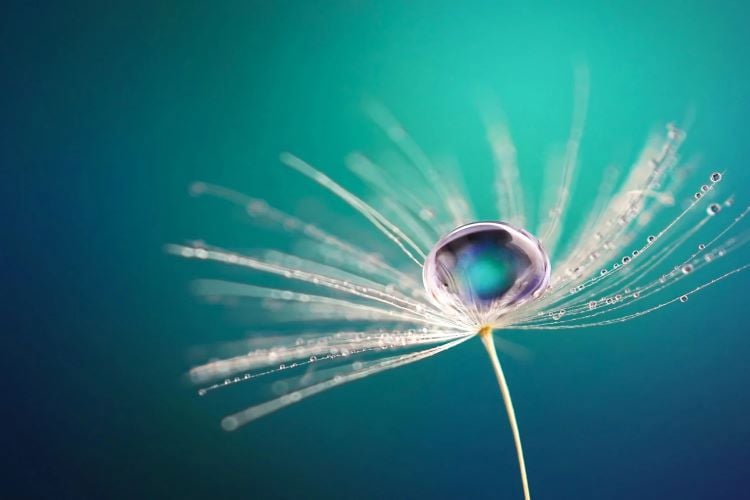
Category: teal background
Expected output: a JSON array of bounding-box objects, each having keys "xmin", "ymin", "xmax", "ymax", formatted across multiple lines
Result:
[{"xmin": 6, "ymin": 1, "xmax": 750, "ymax": 498}]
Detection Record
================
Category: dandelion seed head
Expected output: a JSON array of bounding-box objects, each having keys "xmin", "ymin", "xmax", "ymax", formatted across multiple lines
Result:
[{"xmin": 168, "ymin": 91, "xmax": 750, "ymax": 500}]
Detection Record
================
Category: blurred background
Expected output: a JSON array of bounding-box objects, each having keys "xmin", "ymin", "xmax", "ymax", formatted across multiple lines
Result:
[{"xmin": 5, "ymin": 1, "xmax": 750, "ymax": 498}]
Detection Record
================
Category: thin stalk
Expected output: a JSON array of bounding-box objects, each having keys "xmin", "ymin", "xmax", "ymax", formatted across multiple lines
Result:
[{"xmin": 479, "ymin": 327, "xmax": 531, "ymax": 500}]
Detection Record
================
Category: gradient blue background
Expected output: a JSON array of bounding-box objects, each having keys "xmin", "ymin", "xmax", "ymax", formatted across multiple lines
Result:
[{"xmin": 5, "ymin": 1, "xmax": 750, "ymax": 498}]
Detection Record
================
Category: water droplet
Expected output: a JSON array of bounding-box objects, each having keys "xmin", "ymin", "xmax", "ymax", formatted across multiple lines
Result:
[
  {"xmin": 588, "ymin": 301, "xmax": 597, "ymax": 310},
  {"xmin": 622, "ymin": 256, "xmax": 631, "ymax": 264},
  {"xmin": 707, "ymin": 203, "xmax": 721, "ymax": 216},
  {"xmin": 422, "ymin": 222, "xmax": 550, "ymax": 323},
  {"xmin": 694, "ymin": 192, "xmax": 702, "ymax": 200},
  {"xmin": 710, "ymin": 172, "xmax": 722, "ymax": 183},
  {"xmin": 647, "ymin": 235, "xmax": 656, "ymax": 243},
  {"xmin": 700, "ymin": 184, "xmax": 710, "ymax": 193},
  {"xmin": 698, "ymin": 244, "xmax": 706, "ymax": 250},
  {"xmin": 601, "ymin": 269, "xmax": 608, "ymax": 275},
  {"xmin": 681, "ymin": 264, "xmax": 694, "ymax": 275},
  {"xmin": 679, "ymin": 295, "xmax": 689, "ymax": 303}
]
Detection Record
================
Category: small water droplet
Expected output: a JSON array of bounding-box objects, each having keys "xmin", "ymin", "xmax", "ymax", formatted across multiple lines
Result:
[
  {"xmin": 707, "ymin": 203, "xmax": 721, "ymax": 216},
  {"xmin": 679, "ymin": 295, "xmax": 688, "ymax": 303},
  {"xmin": 681, "ymin": 264, "xmax": 694, "ymax": 275},
  {"xmin": 710, "ymin": 172, "xmax": 722, "ymax": 183}
]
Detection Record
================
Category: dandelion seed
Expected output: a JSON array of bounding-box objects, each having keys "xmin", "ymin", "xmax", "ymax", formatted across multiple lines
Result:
[{"xmin": 169, "ymin": 89, "xmax": 750, "ymax": 500}]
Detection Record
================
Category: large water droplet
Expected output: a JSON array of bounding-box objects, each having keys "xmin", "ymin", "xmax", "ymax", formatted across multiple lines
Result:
[{"xmin": 423, "ymin": 222, "xmax": 550, "ymax": 323}]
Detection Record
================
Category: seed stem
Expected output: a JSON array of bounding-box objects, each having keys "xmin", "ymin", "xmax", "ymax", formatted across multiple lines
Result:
[{"xmin": 479, "ymin": 327, "xmax": 531, "ymax": 500}]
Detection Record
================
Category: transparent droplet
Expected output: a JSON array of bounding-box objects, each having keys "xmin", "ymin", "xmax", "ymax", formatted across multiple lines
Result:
[
  {"xmin": 679, "ymin": 295, "xmax": 689, "ymax": 303},
  {"xmin": 622, "ymin": 256, "xmax": 631, "ymax": 264},
  {"xmin": 681, "ymin": 264, "xmax": 694, "ymax": 275},
  {"xmin": 423, "ymin": 222, "xmax": 550, "ymax": 323},
  {"xmin": 710, "ymin": 172, "xmax": 722, "ymax": 183},
  {"xmin": 647, "ymin": 235, "xmax": 656, "ymax": 243},
  {"xmin": 707, "ymin": 203, "xmax": 721, "ymax": 216}
]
